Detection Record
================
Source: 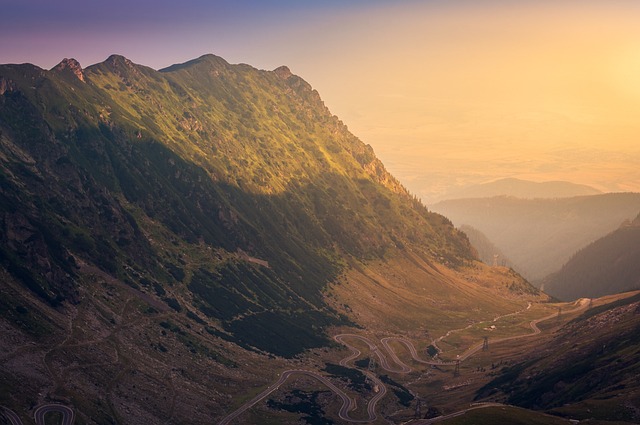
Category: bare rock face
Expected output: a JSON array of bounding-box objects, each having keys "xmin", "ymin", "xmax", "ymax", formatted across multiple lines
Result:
[
  {"xmin": 273, "ymin": 65, "xmax": 293, "ymax": 80},
  {"xmin": 52, "ymin": 58, "xmax": 85, "ymax": 82},
  {"xmin": 0, "ymin": 76, "xmax": 16, "ymax": 95}
]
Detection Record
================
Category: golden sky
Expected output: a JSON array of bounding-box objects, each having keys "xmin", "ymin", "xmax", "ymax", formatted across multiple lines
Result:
[{"xmin": 271, "ymin": 1, "xmax": 640, "ymax": 201}]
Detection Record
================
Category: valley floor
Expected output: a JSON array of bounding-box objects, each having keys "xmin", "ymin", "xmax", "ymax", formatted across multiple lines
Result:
[{"xmin": 218, "ymin": 296, "xmax": 603, "ymax": 424}]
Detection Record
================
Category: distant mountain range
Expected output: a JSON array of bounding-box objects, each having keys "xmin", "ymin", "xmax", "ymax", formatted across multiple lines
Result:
[
  {"xmin": 431, "ymin": 193, "xmax": 640, "ymax": 282},
  {"xmin": 543, "ymin": 212, "xmax": 640, "ymax": 300},
  {"xmin": 437, "ymin": 178, "xmax": 601, "ymax": 201}
]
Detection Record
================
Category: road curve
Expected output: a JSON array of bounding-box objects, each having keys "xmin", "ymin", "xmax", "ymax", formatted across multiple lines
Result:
[
  {"xmin": 218, "ymin": 369, "xmax": 383, "ymax": 425},
  {"xmin": 338, "ymin": 334, "xmax": 456, "ymax": 370},
  {"xmin": 462, "ymin": 298, "xmax": 590, "ymax": 360},
  {"xmin": 2, "ymin": 404, "xmax": 76, "ymax": 425},
  {"xmin": 34, "ymin": 404, "xmax": 75, "ymax": 425},
  {"xmin": 1, "ymin": 407, "xmax": 23, "ymax": 425},
  {"xmin": 335, "ymin": 334, "xmax": 412, "ymax": 373}
]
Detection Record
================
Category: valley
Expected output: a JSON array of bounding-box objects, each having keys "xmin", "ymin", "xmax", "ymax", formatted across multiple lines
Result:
[
  {"xmin": 217, "ymin": 294, "xmax": 620, "ymax": 424},
  {"xmin": 430, "ymin": 194, "xmax": 640, "ymax": 283}
]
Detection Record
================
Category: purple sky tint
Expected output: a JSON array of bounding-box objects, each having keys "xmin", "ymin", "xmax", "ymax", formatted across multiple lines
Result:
[{"xmin": 0, "ymin": 0, "xmax": 398, "ymax": 69}]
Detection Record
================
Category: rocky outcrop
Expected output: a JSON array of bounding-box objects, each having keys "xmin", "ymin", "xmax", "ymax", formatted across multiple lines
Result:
[
  {"xmin": 51, "ymin": 58, "xmax": 85, "ymax": 82},
  {"xmin": 273, "ymin": 65, "xmax": 293, "ymax": 80},
  {"xmin": 0, "ymin": 77, "xmax": 16, "ymax": 95}
]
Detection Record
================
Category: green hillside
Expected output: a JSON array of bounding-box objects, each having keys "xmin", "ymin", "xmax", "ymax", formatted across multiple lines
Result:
[{"xmin": 0, "ymin": 55, "xmax": 473, "ymax": 357}]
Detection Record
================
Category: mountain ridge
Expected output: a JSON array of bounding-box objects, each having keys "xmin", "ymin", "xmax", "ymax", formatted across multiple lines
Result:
[
  {"xmin": 435, "ymin": 177, "xmax": 601, "ymax": 202},
  {"xmin": 542, "ymin": 211, "xmax": 640, "ymax": 300},
  {"xmin": 0, "ymin": 53, "xmax": 478, "ymax": 357}
]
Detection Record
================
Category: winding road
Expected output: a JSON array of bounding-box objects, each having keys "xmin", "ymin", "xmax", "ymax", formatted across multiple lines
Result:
[
  {"xmin": 219, "ymin": 298, "xmax": 591, "ymax": 424},
  {"xmin": 1, "ymin": 404, "xmax": 75, "ymax": 425},
  {"xmin": 34, "ymin": 405, "xmax": 75, "ymax": 425},
  {"xmin": 217, "ymin": 369, "xmax": 384, "ymax": 425}
]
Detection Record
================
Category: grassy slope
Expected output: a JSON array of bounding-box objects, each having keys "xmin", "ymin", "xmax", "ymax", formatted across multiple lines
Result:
[
  {"xmin": 437, "ymin": 405, "xmax": 570, "ymax": 425},
  {"xmin": 329, "ymin": 254, "xmax": 545, "ymax": 336}
]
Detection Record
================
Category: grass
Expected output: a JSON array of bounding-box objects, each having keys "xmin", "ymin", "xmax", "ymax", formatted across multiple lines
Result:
[{"xmin": 437, "ymin": 405, "xmax": 570, "ymax": 425}]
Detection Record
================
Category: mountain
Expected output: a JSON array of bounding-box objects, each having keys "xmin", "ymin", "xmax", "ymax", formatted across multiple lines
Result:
[
  {"xmin": 430, "ymin": 194, "xmax": 640, "ymax": 282},
  {"xmin": 475, "ymin": 292, "xmax": 640, "ymax": 424},
  {"xmin": 0, "ymin": 54, "xmax": 473, "ymax": 353},
  {"xmin": 542, "ymin": 212, "xmax": 640, "ymax": 300},
  {"xmin": 438, "ymin": 178, "xmax": 601, "ymax": 201},
  {"xmin": 460, "ymin": 224, "xmax": 513, "ymax": 268},
  {"xmin": 0, "ymin": 55, "xmax": 546, "ymax": 424}
]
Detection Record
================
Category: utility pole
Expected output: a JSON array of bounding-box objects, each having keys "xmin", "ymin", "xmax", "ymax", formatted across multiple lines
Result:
[
  {"xmin": 454, "ymin": 359, "xmax": 460, "ymax": 376},
  {"xmin": 482, "ymin": 336, "xmax": 489, "ymax": 351},
  {"xmin": 557, "ymin": 306, "xmax": 562, "ymax": 321}
]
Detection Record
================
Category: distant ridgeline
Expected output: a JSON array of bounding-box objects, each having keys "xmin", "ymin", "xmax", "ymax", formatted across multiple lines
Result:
[
  {"xmin": 0, "ymin": 54, "xmax": 473, "ymax": 356},
  {"xmin": 432, "ymin": 193, "xmax": 640, "ymax": 283}
]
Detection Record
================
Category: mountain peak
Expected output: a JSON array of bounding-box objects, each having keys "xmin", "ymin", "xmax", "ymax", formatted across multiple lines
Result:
[
  {"xmin": 105, "ymin": 54, "xmax": 135, "ymax": 68},
  {"xmin": 159, "ymin": 54, "xmax": 229, "ymax": 73},
  {"xmin": 51, "ymin": 58, "xmax": 85, "ymax": 82},
  {"xmin": 273, "ymin": 65, "xmax": 293, "ymax": 79}
]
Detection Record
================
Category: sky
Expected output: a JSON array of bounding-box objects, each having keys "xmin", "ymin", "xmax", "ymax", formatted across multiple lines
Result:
[{"xmin": 3, "ymin": 0, "xmax": 640, "ymax": 202}]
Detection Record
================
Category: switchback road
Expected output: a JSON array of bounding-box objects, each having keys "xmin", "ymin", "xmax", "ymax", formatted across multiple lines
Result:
[
  {"xmin": 218, "ymin": 369, "xmax": 383, "ymax": 425},
  {"xmin": 1, "ymin": 404, "xmax": 75, "ymax": 425},
  {"xmin": 218, "ymin": 299, "xmax": 590, "ymax": 424}
]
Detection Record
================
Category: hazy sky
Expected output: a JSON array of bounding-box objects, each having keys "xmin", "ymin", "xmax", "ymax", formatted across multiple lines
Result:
[{"xmin": 3, "ymin": 0, "xmax": 640, "ymax": 201}]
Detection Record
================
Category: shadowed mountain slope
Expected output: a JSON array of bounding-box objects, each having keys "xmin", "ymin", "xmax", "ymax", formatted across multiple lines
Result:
[
  {"xmin": 460, "ymin": 224, "xmax": 513, "ymax": 268},
  {"xmin": 475, "ymin": 292, "xmax": 640, "ymax": 424},
  {"xmin": 543, "ymin": 212, "xmax": 640, "ymax": 300}
]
